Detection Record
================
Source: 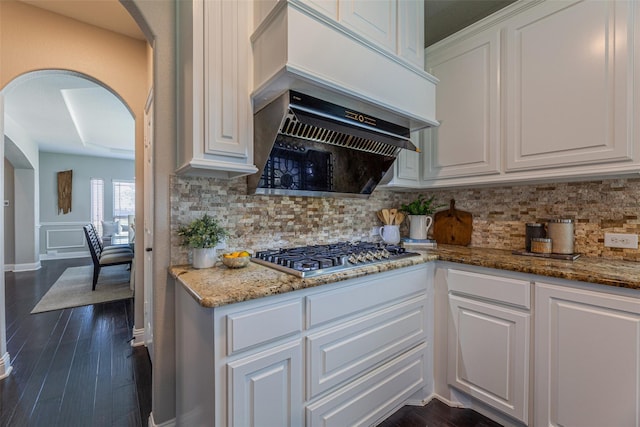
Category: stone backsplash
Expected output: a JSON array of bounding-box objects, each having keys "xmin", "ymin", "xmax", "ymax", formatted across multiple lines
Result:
[{"xmin": 170, "ymin": 175, "xmax": 640, "ymax": 264}]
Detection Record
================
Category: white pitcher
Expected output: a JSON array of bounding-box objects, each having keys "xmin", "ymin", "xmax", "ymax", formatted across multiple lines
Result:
[
  {"xmin": 378, "ymin": 225, "xmax": 400, "ymax": 245},
  {"xmin": 408, "ymin": 215, "xmax": 433, "ymax": 240}
]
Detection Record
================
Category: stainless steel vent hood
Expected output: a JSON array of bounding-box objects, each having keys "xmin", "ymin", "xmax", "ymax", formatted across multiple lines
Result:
[
  {"xmin": 249, "ymin": 1, "xmax": 439, "ymax": 197},
  {"xmin": 248, "ymin": 91, "xmax": 418, "ymax": 198}
]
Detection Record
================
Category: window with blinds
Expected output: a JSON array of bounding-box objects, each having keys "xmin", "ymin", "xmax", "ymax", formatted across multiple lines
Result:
[
  {"xmin": 113, "ymin": 180, "xmax": 135, "ymax": 226},
  {"xmin": 90, "ymin": 178, "xmax": 104, "ymax": 235}
]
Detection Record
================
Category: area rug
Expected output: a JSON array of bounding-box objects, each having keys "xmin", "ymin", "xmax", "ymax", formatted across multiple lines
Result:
[{"xmin": 31, "ymin": 265, "xmax": 133, "ymax": 314}]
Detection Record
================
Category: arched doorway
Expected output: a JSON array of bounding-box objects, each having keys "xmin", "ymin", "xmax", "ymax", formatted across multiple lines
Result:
[
  {"xmin": 4, "ymin": 69, "xmax": 135, "ymax": 270},
  {"xmin": 0, "ymin": 0, "xmax": 152, "ymax": 384}
]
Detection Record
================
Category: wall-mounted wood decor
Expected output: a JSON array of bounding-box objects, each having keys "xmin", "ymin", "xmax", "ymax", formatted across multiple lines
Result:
[{"xmin": 57, "ymin": 170, "xmax": 72, "ymax": 214}]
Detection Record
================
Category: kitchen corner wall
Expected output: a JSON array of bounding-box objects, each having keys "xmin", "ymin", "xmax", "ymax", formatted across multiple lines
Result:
[{"xmin": 171, "ymin": 175, "xmax": 640, "ymax": 264}]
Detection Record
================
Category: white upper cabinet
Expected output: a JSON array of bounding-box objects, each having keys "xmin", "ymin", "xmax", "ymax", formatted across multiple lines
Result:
[
  {"xmin": 290, "ymin": 0, "xmax": 424, "ymax": 69},
  {"xmin": 177, "ymin": 0, "xmax": 258, "ymax": 178},
  {"xmin": 398, "ymin": 0, "xmax": 425, "ymax": 66},
  {"xmin": 416, "ymin": 0, "xmax": 640, "ymax": 189},
  {"xmin": 424, "ymin": 28, "xmax": 501, "ymax": 180},
  {"xmin": 382, "ymin": 131, "xmax": 422, "ymax": 188},
  {"xmin": 505, "ymin": 0, "xmax": 634, "ymax": 172},
  {"xmin": 340, "ymin": 0, "xmax": 397, "ymax": 52}
]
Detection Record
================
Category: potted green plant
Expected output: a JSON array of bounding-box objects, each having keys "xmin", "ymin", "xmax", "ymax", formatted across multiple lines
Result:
[
  {"xmin": 400, "ymin": 195, "xmax": 443, "ymax": 240},
  {"xmin": 178, "ymin": 214, "xmax": 228, "ymax": 268}
]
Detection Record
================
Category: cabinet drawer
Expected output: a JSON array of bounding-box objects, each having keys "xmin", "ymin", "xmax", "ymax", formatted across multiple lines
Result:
[
  {"xmin": 306, "ymin": 265, "xmax": 427, "ymax": 328},
  {"xmin": 306, "ymin": 343, "xmax": 427, "ymax": 427},
  {"xmin": 307, "ymin": 296, "xmax": 426, "ymax": 399},
  {"xmin": 448, "ymin": 269, "xmax": 531, "ymax": 309},
  {"xmin": 226, "ymin": 299, "xmax": 303, "ymax": 355}
]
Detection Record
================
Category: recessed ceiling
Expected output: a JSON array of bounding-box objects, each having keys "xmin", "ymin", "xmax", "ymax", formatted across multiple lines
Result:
[{"xmin": 5, "ymin": 72, "xmax": 135, "ymax": 160}]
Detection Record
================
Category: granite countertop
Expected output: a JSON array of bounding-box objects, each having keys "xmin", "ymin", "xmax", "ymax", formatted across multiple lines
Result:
[
  {"xmin": 171, "ymin": 245, "xmax": 640, "ymax": 308},
  {"xmin": 170, "ymin": 252, "xmax": 438, "ymax": 308},
  {"xmin": 433, "ymin": 245, "xmax": 640, "ymax": 290}
]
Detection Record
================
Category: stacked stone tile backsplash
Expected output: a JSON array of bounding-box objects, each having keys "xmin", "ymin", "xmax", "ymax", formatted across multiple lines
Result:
[{"xmin": 171, "ymin": 175, "xmax": 640, "ymax": 264}]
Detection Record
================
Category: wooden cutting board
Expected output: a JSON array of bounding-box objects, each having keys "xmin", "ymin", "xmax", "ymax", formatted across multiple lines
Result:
[{"xmin": 433, "ymin": 199, "xmax": 473, "ymax": 246}]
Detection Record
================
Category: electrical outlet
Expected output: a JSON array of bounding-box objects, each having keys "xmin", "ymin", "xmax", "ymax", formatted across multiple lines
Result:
[{"xmin": 604, "ymin": 233, "xmax": 638, "ymax": 249}]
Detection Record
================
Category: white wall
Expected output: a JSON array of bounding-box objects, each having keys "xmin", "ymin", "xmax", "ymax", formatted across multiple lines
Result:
[
  {"xmin": 4, "ymin": 159, "xmax": 14, "ymax": 267},
  {"xmin": 38, "ymin": 151, "xmax": 134, "ymax": 257}
]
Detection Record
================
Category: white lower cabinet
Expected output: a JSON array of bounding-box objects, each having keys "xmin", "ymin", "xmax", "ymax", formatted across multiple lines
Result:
[
  {"xmin": 306, "ymin": 343, "xmax": 427, "ymax": 427},
  {"xmin": 175, "ymin": 263, "xmax": 433, "ymax": 427},
  {"xmin": 228, "ymin": 340, "xmax": 303, "ymax": 427},
  {"xmin": 445, "ymin": 268, "xmax": 531, "ymax": 424},
  {"xmin": 535, "ymin": 282, "xmax": 640, "ymax": 427}
]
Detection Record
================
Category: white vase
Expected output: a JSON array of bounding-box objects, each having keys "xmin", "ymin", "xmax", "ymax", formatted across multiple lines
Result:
[
  {"xmin": 408, "ymin": 215, "xmax": 433, "ymax": 240},
  {"xmin": 192, "ymin": 247, "xmax": 216, "ymax": 269},
  {"xmin": 378, "ymin": 225, "xmax": 401, "ymax": 245}
]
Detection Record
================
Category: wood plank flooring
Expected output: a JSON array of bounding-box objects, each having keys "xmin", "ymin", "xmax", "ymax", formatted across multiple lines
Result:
[
  {"xmin": 1, "ymin": 258, "xmax": 151, "ymax": 427},
  {"xmin": 379, "ymin": 398, "xmax": 504, "ymax": 427}
]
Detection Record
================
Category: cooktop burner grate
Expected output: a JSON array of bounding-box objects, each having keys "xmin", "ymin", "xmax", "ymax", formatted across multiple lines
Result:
[{"xmin": 252, "ymin": 242, "xmax": 420, "ymax": 278}]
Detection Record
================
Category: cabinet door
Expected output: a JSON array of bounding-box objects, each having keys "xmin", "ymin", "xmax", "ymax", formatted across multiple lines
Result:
[
  {"xmin": 339, "ymin": 0, "xmax": 396, "ymax": 52},
  {"xmin": 424, "ymin": 29, "xmax": 501, "ymax": 179},
  {"xmin": 227, "ymin": 341, "xmax": 303, "ymax": 427},
  {"xmin": 535, "ymin": 282, "xmax": 640, "ymax": 427},
  {"xmin": 205, "ymin": 0, "xmax": 251, "ymax": 159},
  {"xmin": 504, "ymin": 0, "xmax": 634, "ymax": 171},
  {"xmin": 448, "ymin": 294, "xmax": 530, "ymax": 423},
  {"xmin": 385, "ymin": 131, "xmax": 422, "ymax": 187},
  {"xmin": 299, "ymin": 0, "xmax": 338, "ymax": 19},
  {"xmin": 397, "ymin": 0, "xmax": 424, "ymax": 66}
]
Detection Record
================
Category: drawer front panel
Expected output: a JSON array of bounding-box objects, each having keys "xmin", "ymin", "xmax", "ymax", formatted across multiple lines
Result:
[
  {"xmin": 306, "ymin": 343, "xmax": 427, "ymax": 427},
  {"xmin": 307, "ymin": 265, "xmax": 427, "ymax": 328},
  {"xmin": 307, "ymin": 296, "xmax": 426, "ymax": 398},
  {"xmin": 448, "ymin": 269, "xmax": 530, "ymax": 309},
  {"xmin": 227, "ymin": 299, "xmax": 303, "ymax": 355}
]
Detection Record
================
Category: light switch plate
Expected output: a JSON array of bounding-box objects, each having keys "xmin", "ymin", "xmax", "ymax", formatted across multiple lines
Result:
[{"xmin": 604, "ymin": 233, "xmax": 638, "ymax": 249}]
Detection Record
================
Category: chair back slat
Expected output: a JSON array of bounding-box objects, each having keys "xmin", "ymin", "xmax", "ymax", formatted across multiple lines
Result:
[
  {"xmin": 83, "ymin": 225, "xmax": 103, "ymax": 262},
  {"xmin": 88, "ymin": 223, "xmax": 105, "ymax": 251}
]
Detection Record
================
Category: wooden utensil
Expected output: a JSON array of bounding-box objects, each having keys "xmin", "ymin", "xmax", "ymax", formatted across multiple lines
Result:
[
  {"xmin": 433, "ymin": 199, "xmax": 473, "ymax": 246},
  {"xmin": 381, "ymin": 209, "xmax": 390, "ymax": 225},
  {"xmin": 376, "ymin": 210, "xmax": 386, "ymax": 224},
  {"xmin": 395, "ymin": 212, "xmax": 405, "ymax": 225},
  {"xmin": 389, "ymin": 208, "xmax": 397, "ymax": 225}
]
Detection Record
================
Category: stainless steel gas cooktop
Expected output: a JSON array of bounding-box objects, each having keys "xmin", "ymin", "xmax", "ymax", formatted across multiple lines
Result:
[{"xmin": 252, "ymin": 241, "xmax": 420, "ymax": 278}]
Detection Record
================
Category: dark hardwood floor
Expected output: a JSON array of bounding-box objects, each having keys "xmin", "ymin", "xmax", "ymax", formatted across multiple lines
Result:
[
  {"xmin": 379, "ymin": 398, "xmax": 503, "ymax": 427},
  {"xmin": 1, "ymin": 258, "xmax": 151, "ymax": 427}
]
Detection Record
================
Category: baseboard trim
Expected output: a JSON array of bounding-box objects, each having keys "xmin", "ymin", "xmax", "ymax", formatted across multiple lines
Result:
[
  {"xmin": 12, "ymin": 261, "xmax": 42, "ymax": 272},
  {"xmin": 0, "ymin": 352, "xmax": 13, "ymax": 380},
  {"xmin": 405, "ymin": 392, "xmax": 436, "ymax": 406},
  {"xmin": 131, "ymin": 327, "xmax": 145, "ymax": 347},
  {"xmin": 148, "ymin": 412, "xmax": 176, "ymax": 427},
  {"xmin": 40, "ymin": 251, "xmax": 90, "ymax": 261},
  {"xmin": 432, "ymin": 393, "xmax": 465, "ymax": 408}
]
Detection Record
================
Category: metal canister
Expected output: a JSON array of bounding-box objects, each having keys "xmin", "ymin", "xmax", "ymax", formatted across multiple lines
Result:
[
  {"xmin": 547, "ymin": 219, "xmax": 574, "ymax": 254},
  {"xmin": 525, "ymin": 223, "xmax": 546, "ymax": 252},
  {"xmin": 531, "ymin": 238, "xmax": 552, "ymax": 254}
]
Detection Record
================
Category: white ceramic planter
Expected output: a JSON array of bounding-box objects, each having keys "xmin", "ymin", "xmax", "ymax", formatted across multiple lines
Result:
[
  {"xmin": 408, "ymin": 215, "xmax": 433, "ymax": 240},
  {"xmin": 192, "ymin": 247, "xmax": 216, "ymax": 269}
]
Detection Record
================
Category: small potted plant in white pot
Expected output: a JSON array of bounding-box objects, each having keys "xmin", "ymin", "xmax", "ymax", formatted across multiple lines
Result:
[
  {"xmin": 400, "ymin": 195, "xmax": 443, "ymax": 240},
  {"xmin": 178, "ymin": 214, "xmax": 227, "ymax": 269}
]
